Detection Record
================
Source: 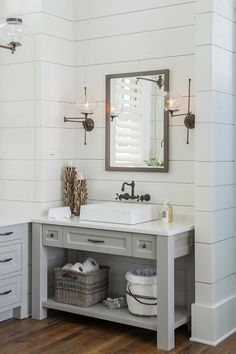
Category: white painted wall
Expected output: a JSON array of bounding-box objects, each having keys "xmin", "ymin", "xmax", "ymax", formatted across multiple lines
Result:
[
  {"xmin": 73, "ymin": 0, "xmax": 195, "ymax": 215},
  {"xmin": 0, "ymin": 0, "xmax": 75, "ymax": 216},
  {"xmin": 0, "ymin": 3, "xmax": 42, "ymax": 216},
  {"xmin": 38, "ymin": 0, "xmax": 75, "ymax": 214},
  {"xmin": 192, "ymin": 0, "xmax": 236, "ymax": 345}
]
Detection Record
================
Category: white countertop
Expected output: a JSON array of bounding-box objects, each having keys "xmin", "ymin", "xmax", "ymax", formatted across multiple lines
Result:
[
  {"xmin": 31, "ymin": 215, "xmax": 194, "ymax": 236},
  {"xmin": 0, "ymin": 217, "xmax": 30, "ymax": 227},
  {"xmin": 0, "ymin": 214, "xmax": 194, "ymax": 236}
]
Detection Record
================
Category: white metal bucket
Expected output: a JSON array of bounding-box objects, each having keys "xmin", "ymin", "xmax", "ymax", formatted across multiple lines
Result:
[{"xmin": 125, "ymin": 268, "xmax": 157, "ymax": 317}]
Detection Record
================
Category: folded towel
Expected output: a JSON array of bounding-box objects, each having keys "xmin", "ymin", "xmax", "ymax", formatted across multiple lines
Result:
[{"xmin": 48, "ymin": 207, "xmax": 71, "ymax": 221}]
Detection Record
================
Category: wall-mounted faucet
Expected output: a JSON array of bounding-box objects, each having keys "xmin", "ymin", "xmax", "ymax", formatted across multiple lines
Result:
[{"xmin": 116, "ymin": 181, "xmax": 151, "ymax": 202}]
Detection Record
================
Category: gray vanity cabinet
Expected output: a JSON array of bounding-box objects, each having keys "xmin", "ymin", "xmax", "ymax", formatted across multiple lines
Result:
[{"xmin": 32, "ymin": 220, "xmax": 194, "ymax": 351}]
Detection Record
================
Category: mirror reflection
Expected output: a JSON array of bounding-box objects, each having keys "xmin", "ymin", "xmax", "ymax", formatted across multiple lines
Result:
[{"xmin": 106, "ymin": 70, "xmax": 169, "ymax": 172}]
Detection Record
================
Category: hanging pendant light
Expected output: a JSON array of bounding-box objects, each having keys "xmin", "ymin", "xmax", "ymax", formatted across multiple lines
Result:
[{"xmin": 0, "ymin": 17, "xmax": 29, "ymax": 54}]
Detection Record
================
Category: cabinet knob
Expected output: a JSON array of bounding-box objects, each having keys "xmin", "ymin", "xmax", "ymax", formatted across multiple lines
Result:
[
  {"xmin": 141, "ymin": 243, "xmax": 147, "ymax": 249},
  {"xmin": 49, "ymin": 233, "xmax": 54, "ymax": 238}
]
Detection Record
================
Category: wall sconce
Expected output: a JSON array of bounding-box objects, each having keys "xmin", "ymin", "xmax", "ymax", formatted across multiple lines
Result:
[
  {"xmin": 163, "ymin": 78, "xmax": 195, "ymax": 144},
  {"xmin": 0, "ymin": 18, "xmax": 29, "ymax": 54},
  {"xmin": 64, "ymin": 87, "xmax": 96, "ymax": 145}
]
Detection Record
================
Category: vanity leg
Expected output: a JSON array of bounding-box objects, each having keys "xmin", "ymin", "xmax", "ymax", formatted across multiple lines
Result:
[
  {"xmin": 13, "ymin": 224, "xmax": 30, "ymax": 319},
  {"xmin": 32, "ymin": 223, "xmax": 48, "ymax": 320},
  {"xmin": 156, "ymin": 235, "xmax": 175, "ymax": 351},
  {"xmin": 186, "ymin": 244, "xmax": 195, "ymax": 331}
]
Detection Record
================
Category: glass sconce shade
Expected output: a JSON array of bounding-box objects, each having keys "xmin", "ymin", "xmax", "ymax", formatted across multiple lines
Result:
[
  {"xmin": 76, "ymin": 87, "xmax": 96, "ymax": 115},
  {"xmin": 0, "ymin": 18, "xmax": 29, "ymax": 47},
  {"xmin": 110, "ymin": 106, "xmax": 119, "ymax": 116},
  {"xmin": 77, "ymin": 98, "xmax": 97, "ymax": 114},
  {"xmin": 161, "ymin": 92, "xmax": 183, "ymax": 112}
]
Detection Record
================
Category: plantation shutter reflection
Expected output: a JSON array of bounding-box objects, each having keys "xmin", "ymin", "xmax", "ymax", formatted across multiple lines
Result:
[{"xmin": 112, "ymin": 78, "xmax": 145, "ymax": 166}]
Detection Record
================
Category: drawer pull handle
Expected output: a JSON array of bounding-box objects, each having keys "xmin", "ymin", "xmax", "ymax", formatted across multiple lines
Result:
[
  {"xmin": 0, "ymin": 232, "xmax": 13, "ymax": 237},
  {"xmin": 142, "ymin": 243, "xmax": 147, "ymax": 249},
  {"xmin": 0, "ymin": 258, "xmax": 13, "ymax": 263},
  {"xmin": 0, "ymin": 290, "xmax": 12, "ymax": 296},
  {"xmin": 49, "ymin": 233, "xmax": 54, "ymax": 238},
  {"xmin": 88, "ymin": 239, "xmax": 105, "ymax": 244}
]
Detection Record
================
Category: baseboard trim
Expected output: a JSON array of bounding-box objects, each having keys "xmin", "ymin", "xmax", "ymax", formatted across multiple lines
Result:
[
  {"xmin": 191, "ymin": 327, "xmax": 236, "ymax": 346},
  {"xmin": 191, "ymin": 295, "xmax": 236, "ymax": 346}
]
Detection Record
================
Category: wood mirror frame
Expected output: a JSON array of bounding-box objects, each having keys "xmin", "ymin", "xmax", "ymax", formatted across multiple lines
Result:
[{"xmin": 105, "ymin": 69, "xmax": 169, "ymax": 172}]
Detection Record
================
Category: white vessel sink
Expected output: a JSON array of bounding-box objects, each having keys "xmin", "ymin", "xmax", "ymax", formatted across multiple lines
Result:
[{"xmin": 80, "ymin": 202, "xmax": 159, "ymax": 225}]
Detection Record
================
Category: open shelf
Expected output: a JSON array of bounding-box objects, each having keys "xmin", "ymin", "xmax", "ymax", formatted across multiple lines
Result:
[{"xmin": 43, "ymin": 299, "xmax": 189, "ymax": 331}]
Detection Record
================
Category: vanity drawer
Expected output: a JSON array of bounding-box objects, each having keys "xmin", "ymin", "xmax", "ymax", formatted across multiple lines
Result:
[
  {"xmin": 133, "ymin": 234, "xmax": 156, "ymax": 259},
  {"xmin": 0, "ymin": 244, "xmax": 22, "ymax": 276},
  {"xmin": 63, "ymin": 227, "xmax": 132, "ymax": 256},
  {"xmin": 0, "ymin": 275, "xmax": 21, "ymax": 309},
  {"xmin": 0, "ymin": 225, "xmax": 22, "ymax": 243},
  {"xmin": 42, "ymin": 225, "xmax": 63, "ymax": 247}
]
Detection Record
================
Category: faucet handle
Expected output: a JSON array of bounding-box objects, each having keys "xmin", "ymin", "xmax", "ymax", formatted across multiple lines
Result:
[
  {"xmin": 115, "ymin": 193, "xmax": 121, "ymax": 200},
  {"xmin": 138, "ymin": 194, "xmax": 151, "ymax": 202}
]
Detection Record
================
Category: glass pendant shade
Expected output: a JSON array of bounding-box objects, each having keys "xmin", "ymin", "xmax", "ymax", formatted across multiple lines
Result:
[{"xmin": 0, "ymin": 18, "xmax": 29, "ymax": 47}]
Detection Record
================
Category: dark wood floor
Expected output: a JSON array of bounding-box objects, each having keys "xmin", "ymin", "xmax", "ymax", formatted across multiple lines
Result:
[{"xmin": 0, "ymin": 310, "xmax": 236, "ymax": 354}]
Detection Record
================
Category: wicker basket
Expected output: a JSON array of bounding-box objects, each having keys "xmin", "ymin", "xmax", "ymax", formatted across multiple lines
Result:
[{"xmin": 54, "ymin": 266, "xmax": 110, "ymax": 307}]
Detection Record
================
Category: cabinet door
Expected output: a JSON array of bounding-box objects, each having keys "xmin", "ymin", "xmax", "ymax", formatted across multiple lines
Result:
[
  {"xmin": 63, "ymin": 227, "xmax": 132, "ymax": 256},
  {"xmin": 0, "ymin": 243, "xmax": 22, "ymax": 276},
  {"xmin": 133, "ymin": 234, "xmax": 156, "ymax": 259}
]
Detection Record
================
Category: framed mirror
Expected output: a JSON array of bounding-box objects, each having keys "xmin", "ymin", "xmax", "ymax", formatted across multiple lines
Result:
[{"xmin": 105, "ymin": 69, "xmax": 169, "ymax": 172}]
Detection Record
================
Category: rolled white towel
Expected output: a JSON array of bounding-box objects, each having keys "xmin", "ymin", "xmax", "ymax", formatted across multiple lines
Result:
[
  {"xmin": 83, "ymin": 257, "xmax": 99, "ymax": 273},
  {"xmin": 62, "ymin": 263, "xmax": 73, "ymax": 270},
  {"xmin": 70, "ymin": 262, "xmax": 85, "ymax": 273}
]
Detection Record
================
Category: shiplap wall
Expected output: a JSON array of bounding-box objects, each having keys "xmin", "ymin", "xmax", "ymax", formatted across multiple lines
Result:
[
  {"xmin": 39, "ymin": 0, "xmax": 75, "ymax": 214},
  {"xmin": 0, "ymin": 0, "xmax": 196, "ymax": 216},
  {"xmin": 0, "ymin": 1, "xmax": 42, "ymax": 216},
  {"xmin": 73, "ymin": 0, "xmax": 195, "ymax": 214},
  {"xmin": 0, "ymin": 0, "xmax": 75, "ymax": 216},
  {"xmin": 192, "ymin": 0, "xmax": 236, "ymax": 345}
]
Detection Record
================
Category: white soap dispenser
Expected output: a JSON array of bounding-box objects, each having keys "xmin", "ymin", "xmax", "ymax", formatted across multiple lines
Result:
[{"xmin": 162, "ymin": 200, "xmax": 173, "ymax": 224}]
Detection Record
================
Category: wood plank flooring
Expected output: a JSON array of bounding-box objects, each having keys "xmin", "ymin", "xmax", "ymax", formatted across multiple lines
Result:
[{"xmin": 0, "ymin": 310, "xmax": 236, "ymax": 354}]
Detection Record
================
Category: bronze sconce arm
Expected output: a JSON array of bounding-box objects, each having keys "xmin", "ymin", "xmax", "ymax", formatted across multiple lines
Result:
[
  {"xmin": 64, "ymin": 114, "xmax": 94, "ymax": 145},
  {"xmin": 0, "ymin": 43, "xmax": 19, "ymax": 54}
]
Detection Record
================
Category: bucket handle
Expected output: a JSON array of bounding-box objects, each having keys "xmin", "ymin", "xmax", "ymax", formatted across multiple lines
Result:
[{"xmin": 126, "ymin": 285, "xmax": 157, "ymax": 306}]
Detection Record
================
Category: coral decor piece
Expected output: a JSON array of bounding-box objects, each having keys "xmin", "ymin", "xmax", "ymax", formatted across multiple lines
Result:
[
  {"xmin": 73, "ymin": 178, "xmax": 88, "ymax": 216},
  {"xmin": 64, "ymin": 166, "xmax": 88, "ymax": 215},
  {"xmin": 64, "ymin": 167, "xmax": 77, "ymax": 212}
]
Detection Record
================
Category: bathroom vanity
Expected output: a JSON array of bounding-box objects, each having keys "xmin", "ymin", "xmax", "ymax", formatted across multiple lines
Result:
[{"xmin": 31, "ymin": 216, "xmax": 194, "ymax": 351}]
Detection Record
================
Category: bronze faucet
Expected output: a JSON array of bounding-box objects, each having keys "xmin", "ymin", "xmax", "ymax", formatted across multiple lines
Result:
[{"xmin": 116, "ymin": 181, "xmax": 150, "ymax": 202}]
